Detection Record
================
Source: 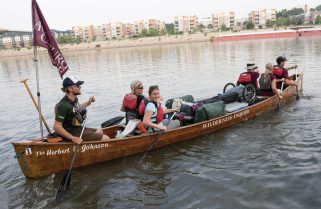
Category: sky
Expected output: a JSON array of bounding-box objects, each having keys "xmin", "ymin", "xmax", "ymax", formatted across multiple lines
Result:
[{"xmin": 0, "ymin": 0, "xmax": 320, "ymax": 31}]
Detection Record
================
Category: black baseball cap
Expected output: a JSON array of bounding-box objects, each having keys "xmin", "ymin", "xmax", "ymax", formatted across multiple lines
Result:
[
  {"xmin": 62, "ymin": 76, "xmax": 84, "ymax": 88},
  {"xmin": 276, "ymin": 56, "xmax": 287, "ymax": 64}
]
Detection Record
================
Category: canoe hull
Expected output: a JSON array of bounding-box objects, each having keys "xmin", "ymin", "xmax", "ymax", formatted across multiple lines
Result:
[{"xmin": 12, "ymin": 74, "xmax": 303, "ymax": 178}]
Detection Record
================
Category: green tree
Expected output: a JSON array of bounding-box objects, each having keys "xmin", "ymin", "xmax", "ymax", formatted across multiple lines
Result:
[
  {"xmin": 266, "ymin": 19, "xmax": 276, "ymax": 28},
  {"xmin": 277, "ymin": 9, "xmax": 288, "ymax": 18},
  {"xmin": 139, "ymin": 29, "xmax": 149, "ymax": 37},
  {"xmin": 288, "ymin": 7, "xmax": 304, "ymax": 16},
  {"xmin": 315, "ymin": 15, "xmax": 321, "ymax": 24},
  {"xmin": 220, "ymin": 23, "xmax": 228, "ymax": 31},
  {"xmin": 316, "ymin": 5, "xmax": 321, "ymax": 11},
  {"xmin": 148, "ymin": 28, "xmax": 160, "ymax": 36},
  {"xmin": 290, "ymin": 15, "xmax": 304, "ymax": 25},
  {"xmin": 275, "ymin": 18, "xmax": 290, "ymax": 26},
  {"xmin": 58, "ymin": 35, "xmax": 74, "ymax": 44},
  {"xmin": 246, "ymin": 21, "xmax": 255, "ymax": 30},
  {"xmin": 198, "ymin": 24, "xmax": 205, "ymax": 32},
  {"xmin": 165, "ymin": 23, "xmax": 175, "ymax": 34}
]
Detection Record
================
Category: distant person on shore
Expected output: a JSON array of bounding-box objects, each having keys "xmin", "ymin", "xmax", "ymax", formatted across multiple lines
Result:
[
  {"xmin": 53, "ymin": 76, "xmax": 110, "ymax": 144},
  {"xmin": 236, "ymin": 62, "xmax": 260, "ymax": 88},
  {"xmin": 143, "ymin": 85, "xmax": 180, "ymax": 133},
  {"xmin": 259, "ymin": 63, "xmax": 284, "ymax": 99},
  {"xmin": 272, "ymin": 56, "xmax": 298, "ymax": 89},
  {"xmin": 120, "ymin": 80, "xmax": 146, "ymax": 124}
]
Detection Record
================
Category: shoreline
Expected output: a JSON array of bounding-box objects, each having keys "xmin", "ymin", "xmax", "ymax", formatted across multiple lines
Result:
[{"xmin": 1, "ymin": 26, "xmax": 321, "ymax": 58}]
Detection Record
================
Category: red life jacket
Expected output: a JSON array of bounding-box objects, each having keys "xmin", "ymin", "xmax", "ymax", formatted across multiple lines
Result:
[
  {"xmin": 123, "ymin": 94, "xmax": 137, "ymax": 111},
  {"xmin": 138, "ymin": 99, "xmax": 164, "ymax": 123},
  {"xmin": 272, "ymin": 66, "xmax": 284, "ymax": 78},
  {"xmin": 238, "ymin": 72, "xmax": 252, "ymax": 84}
]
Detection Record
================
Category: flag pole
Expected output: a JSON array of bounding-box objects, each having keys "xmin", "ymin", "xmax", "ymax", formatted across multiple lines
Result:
[{"xmin": 33, "ymin": 45, "xmax": 44, "ymax": 138}]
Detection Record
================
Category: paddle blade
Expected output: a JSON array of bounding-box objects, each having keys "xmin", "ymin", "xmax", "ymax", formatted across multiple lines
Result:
[
  {"xmin": 101, "ymin": 116, "xmax": 125, "ymax": 128},
  {"xmin": 56, "ymin": 171, "xmax": 71, "ymax": 200}
]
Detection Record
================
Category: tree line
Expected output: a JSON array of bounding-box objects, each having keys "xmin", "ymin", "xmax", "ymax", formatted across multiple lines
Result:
[{"xmin": 243, "ymin": 4, "xmax": 321, "ymax": 30}]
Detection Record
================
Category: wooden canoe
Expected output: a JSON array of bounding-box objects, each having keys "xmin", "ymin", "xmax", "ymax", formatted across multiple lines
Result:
[{"xmin": 12, "ymin": 74, "xmax": 303, "ymax": 179}]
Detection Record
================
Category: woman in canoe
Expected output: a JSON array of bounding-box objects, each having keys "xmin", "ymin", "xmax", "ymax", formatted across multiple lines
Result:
[
  {"xmin": 143, "ymin": 85, "xmax": 180, "ymax": 132},
  {"xmin": 120, "ymin": 80, "xmax": 146, "ymax": 124},
  {"xmin": 259, "ymin": 63, "xmax": 284, "ymax": 99}
]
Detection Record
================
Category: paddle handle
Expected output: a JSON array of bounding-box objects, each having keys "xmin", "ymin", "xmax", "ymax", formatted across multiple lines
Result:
[
  {"xmin": 20, "ymin": 78, "xmax": 52, "ymax": 134},
  {"xmin": 79, "ymin": 102, "xmax": 93, "ymax": 140},
  {"xmin": 280, "ymin": 81, "xmax": 284, "ymax": 94},
  {"xmin": 170, "ymin": 112, "xmax": 177, "ymax": 121}
]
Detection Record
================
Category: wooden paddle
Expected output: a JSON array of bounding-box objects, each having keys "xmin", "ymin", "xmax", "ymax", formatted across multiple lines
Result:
[
  {"xmin": 295, "ymin": 68, "xmax": 300, "ymax": 100},
  {"xmin": 278, "ymin": 81, "xmax": 284, "ymax": 109},
  {"xmin": 101, "ymin": 115, "xmax": 125, "ymax": 128},
  {"xmin": 20, "ymin": 79, "xmax": 52, "ymax": 134},
  {"xmin": 140, "ymin": 112, "xmax": 176, "ymax": 163},
  {"xmin": 56, "ymin": 103, "xmax": 93, "ymax": 200}
]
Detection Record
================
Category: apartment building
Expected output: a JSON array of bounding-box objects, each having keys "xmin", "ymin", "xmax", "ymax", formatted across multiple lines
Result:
[
  {"xmin": 212, "ymin": 12, "xmax": 235, "ymax": 31},
  {"xmin": 0, "ymin": 31, "xmax": 32, "ymax": 49},
  {"xmin": 174, "ymin": 16, "xmax": 199, "ymax": 33},
  {"xmin": 51, "ymin": 30, "xmax": 72, "ymax": 39},
  {"xmin": 135, "ymin": 20, "xmax": 149, "ymax": 34},
  {"xmin": 83, "ymin": 25, "xmax": 95, "ymax": 41},
  {"xmin": 72, "ymin": 26, "xmax": 84, "ymax": 40},
  {"xmin": 249, "ymin": 9, "xmax": 276, "ymax": 28},
  {"xmin": 148, "ymin": 19, "xmax": 166, "ymax": 31},
  {"xmin": 102, "ymin": 23, "xmax": 113, "ymax": 39}
]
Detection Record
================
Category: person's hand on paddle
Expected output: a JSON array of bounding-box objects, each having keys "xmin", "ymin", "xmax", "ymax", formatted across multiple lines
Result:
[
  {"xmin": 291, "ymin": 65, "xmax": 298, "ymax": 70},
  {"xmin": 71, "ymin": 136, "xmax": 82, "ymax": 144},
  {"xmin": 86, "ymin": 96, "xmax": 96, "ymax": 106},
  {"xmin": 158, "ymin": 125, "xmax": 167, "ymax": 131},
  {"xmin": 88, "ymin": 96, "xmax": 96, "ymax": 105}
]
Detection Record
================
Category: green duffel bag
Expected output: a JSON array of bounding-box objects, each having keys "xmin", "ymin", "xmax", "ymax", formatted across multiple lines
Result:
[
  {"xmin": 194, "ymin": 101, "xmax": 225, "ymax": 123},
  {"xmin": 165, "ymin": 95, "xmax": 195, "ymax": 109}
]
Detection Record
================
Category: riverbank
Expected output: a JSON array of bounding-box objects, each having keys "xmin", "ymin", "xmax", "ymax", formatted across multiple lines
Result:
[{"xmin": 1, "ymin": 26, "xmax": 320, "ymax": 58}]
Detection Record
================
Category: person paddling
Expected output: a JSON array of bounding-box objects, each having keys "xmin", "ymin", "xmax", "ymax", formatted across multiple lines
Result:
[
  {"xmin": 272, "ymin": 56, "xmax": 298, "ymax": 89},
  {"xmin": 53, "ymin": 76, "xmax": 110, "ymax": 144},
  {"xmin": 143, "ymin": 85, "xmax": 180, "ymax": 133}
]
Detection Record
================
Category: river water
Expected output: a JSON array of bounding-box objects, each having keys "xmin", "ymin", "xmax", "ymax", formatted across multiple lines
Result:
[{"xmin": 1, "ymin": 36, "xmax": 321, "ymax": 209}]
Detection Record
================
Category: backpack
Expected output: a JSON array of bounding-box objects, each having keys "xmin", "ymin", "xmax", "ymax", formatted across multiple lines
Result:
[
  {"xmin": 259, "ymin": 75, "xmax": 271, "ymax": 90},
  {"xmin": 238, "ymin": 72, "xmax": 252, "ymax": 84}
]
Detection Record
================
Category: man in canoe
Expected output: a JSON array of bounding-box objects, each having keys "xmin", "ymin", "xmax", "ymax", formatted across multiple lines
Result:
[
  {"xmin": 272, "ymin": 56, "xmax": 298, "ymax": 89},
  {"xmin": 236, "ymin": 62, "xmax": 260, "ymax": 88},
  {"xmin": 53, "ymin": 76, "xmax": 110, "ymax": 144}
]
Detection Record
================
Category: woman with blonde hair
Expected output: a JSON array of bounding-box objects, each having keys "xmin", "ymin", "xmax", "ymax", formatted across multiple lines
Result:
[
  {"xmin": 259, "ymin": 63, "xmax": 284, "ymax": 99},
  {"xmin": 121, "ymin": 80, "xmax": 146, "ymax": 123}
]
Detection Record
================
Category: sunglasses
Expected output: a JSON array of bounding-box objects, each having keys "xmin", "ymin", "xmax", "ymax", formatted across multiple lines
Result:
[{"xmin": 137, "ymin": 86, "xmax": 144, "ymax": 89}]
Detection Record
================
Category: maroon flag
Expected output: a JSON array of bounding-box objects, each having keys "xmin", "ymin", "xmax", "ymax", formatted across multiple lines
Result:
[{"xmin": 32, "ymin": 0, "xmax": 68, "ymax": 78}]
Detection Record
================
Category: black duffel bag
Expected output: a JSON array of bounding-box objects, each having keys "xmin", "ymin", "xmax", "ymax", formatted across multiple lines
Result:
[{"xmin": 219, "ymin": 91, "xmax": 239, "ymax": 104}]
